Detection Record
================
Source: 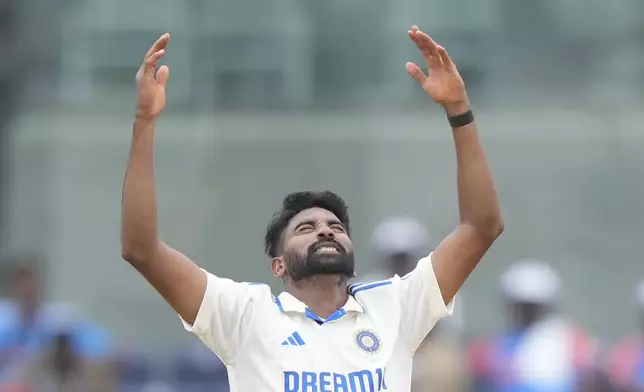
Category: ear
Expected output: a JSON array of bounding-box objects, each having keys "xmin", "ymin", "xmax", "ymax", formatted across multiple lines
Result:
[{"xmin": 271, "ymin": 256, "xmax": 287, "ymax": 278}]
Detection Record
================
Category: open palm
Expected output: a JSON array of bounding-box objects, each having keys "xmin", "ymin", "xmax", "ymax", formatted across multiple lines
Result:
[
  {"xmin": 135, "ymin": 33, "xmax": 171, "ymax": 120},
  {"xmin": 405, "ymin": 26, "xmax": 467, "ymax": 107}
]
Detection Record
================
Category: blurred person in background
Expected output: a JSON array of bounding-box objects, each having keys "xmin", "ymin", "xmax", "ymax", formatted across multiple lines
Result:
[
  {"xmin": 121, "ymin": 27, "xmax": 503, "ymax": 391},
  {"xmin": 365, "ymin": 216, "xmax": 469, "ymax": 392},
  {"xmin": 362, "ymin": 216, "xmax": 430, "ymax": 282},
  {"xmin": 605, "ymin": 280, "xmax": 644, "ymax": 392},
  {"xmin": 18, "ymin": 309, "xmax": 115, "ymax": 392},
  {"xmin": 468, "ymin": 259, "xmax": 600, "ymax": 392},
  {"xmin": 0, "ymin": 262, "xmax": 49, "ymax": 382},
  {"xmin": 411, "ymin": 300, "xmax": 468, "ymax": 392},
  {"xmin": 0, "ymin": 261, "xmax": 114, "ymax": 388}
]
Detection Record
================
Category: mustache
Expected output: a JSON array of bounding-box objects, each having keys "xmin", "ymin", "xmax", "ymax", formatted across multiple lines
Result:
[{"xmin": 307, "ymin": 238, "xmax": 346, "ymax": 254}]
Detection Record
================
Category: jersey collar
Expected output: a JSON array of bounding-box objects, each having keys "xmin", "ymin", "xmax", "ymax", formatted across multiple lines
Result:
[{"xmin": 275, "ymin": 291, "xmax": 364, "ymax": 324}]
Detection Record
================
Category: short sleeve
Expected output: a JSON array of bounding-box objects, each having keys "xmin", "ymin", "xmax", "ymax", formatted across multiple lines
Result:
[
  {"xmin": 398, "ymin": 253, "xmax": 454, "ymax": 351},
  {"xmin": 179, "ymin": 270, "xmax": 262, "ymax": 364}
]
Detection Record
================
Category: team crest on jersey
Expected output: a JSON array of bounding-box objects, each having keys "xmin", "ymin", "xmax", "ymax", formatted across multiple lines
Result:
[{"xmin": 354, "ymin": 329, "xmax": 381, "ymax": 354}]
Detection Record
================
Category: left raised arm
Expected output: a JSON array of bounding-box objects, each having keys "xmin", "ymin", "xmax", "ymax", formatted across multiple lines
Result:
[{"xmin": 406, "ymin": 26, "xmax": 504, "ymax": 305}]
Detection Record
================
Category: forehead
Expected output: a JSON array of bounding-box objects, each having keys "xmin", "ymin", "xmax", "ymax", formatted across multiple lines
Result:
[{"xmin": 287, "ymin": 207, "xmax": 340, "ymax": 230}]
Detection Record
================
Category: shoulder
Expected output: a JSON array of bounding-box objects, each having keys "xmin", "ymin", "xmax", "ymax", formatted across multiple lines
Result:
[
  {"xmin": 241, "ymin": 281, "xmax": 273, "ymax": 293},
  {"xmin": 238, "ymin": 281, "xmax": 277, "ymax": 306},
  {"xmin": 348, "ymin": 278, "xmax": 395, "ymax": 296},
  {"xmin": 567, "ymin": 324, "xmax": 596, "ymax": 345},
  {"xmin": 609, "ymin": 336, "xmax": 640, "ymax": 361},
  {"xmin": 241, "ymin": 281, "xmax": 272, "ymax": 290},
  {"xmin": 201, "ymin": 270, "xmax": 274, "ymax": 300},
  {"xmin": 566, "ymin": 325, "xmax": 598, "ymax": 367},
  {"xmin": 347, "ymin": 279, "xmax": 400, "ymax": 319}
]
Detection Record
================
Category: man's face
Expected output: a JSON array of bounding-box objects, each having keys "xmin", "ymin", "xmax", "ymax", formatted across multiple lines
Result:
[
  {"xmin": 279, "ymin": 207, "xmax": 354, "ymax": 281},
  {"xmin": 509, "ymin": 300, "xmax": 547, "ymax": 330},
  {"xmin": 383, "ymin": 252, "xmax": 416, "ymax": 277}
]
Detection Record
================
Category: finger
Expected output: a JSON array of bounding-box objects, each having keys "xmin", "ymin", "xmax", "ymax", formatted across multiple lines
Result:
[
  {"xmin": 413, "ymin": 29, "xmax": 438, "ymax": 56},
  {"xmin": 412, "ymin": 30, "xmax": 444, "ymax": 70},
  {"xmin": 156, "ymin": 65, "xmax": 170, "ymax": 86},
  {"xmin": 412, "ymin": 36, "xmax": 440, "ymax": 68},
  {"xmin": 145, "ymin": 33, "xmax": 170, "ymax": 59},
  {"xmin": 425, "ymin": 52, "xmax": 443, "ymax": 71},
  {"xmin": 408, "ymin": 30, "xmax": 419, "ymax": 46},
  {"xmin": 437, "ymin": 45, "xmax": 453, "ymax": 68},
  {"xmin": 405, "ymin": 62, "xmax": 427, "ymax": 85},
  {"xmin": 143, "ymin": 49, "xmax": 166, "ymax": 75},
  {"xmin": 411, "ymin": 37, "xmax": 436, "ymax": 66},
  {"xmin": 408, "ymin": 26, "xmax": 420, "ymax": 44}
]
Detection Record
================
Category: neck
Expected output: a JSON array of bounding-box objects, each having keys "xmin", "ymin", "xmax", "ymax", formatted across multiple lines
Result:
[{"xmin": 287, "ymin": 275, "xmax": 349, "ymax": 319}]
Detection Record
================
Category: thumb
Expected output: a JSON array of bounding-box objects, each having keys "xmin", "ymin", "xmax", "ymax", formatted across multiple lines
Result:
[
  {"xmin": 156, "ymin": 65, "xmax": 170, "ymax": 86},
  {"xmin": 405, "ymin": 62, "xmax": 426, "ymax": 85}
]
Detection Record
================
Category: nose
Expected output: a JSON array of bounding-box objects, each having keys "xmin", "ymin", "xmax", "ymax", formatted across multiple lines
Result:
[{"xmin": 317, "ymin": 225, "xmax": 334, "ymax": 239}]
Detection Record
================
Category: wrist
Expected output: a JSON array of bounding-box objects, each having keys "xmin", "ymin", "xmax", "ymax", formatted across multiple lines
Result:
[
  {"xmin": 134, "ymin": 112, "xmax": 158, "ymax": 124},
  {"xmin": 133, "ymin": 115, "xmax": 157, "ymax": 133},
  {"xmin": 443, "ymin": 100, "xmax": 471, "ymax": 116}
]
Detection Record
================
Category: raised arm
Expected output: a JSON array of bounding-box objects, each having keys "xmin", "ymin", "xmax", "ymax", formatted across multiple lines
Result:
[
  {"xmin": 121, "ymin": 33, "xmax": 205, "ymax": 325},
  {"xmin": 406, "ymin": 26, "xmax": 504, "ymax": 305}
]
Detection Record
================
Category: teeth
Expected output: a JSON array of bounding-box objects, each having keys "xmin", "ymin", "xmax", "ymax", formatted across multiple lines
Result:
[{"xmin": 317, "ymin": 247, "xmax": 337, "ymax": 252}]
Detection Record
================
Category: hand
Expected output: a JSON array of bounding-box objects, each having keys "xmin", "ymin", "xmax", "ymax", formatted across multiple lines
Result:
[
  {"xmin": 135, "ymin": 33, "xmax": 171, "ymax": 120},
  {"xmin": 406, "ymin": 26, "xmax": 470, "ymax": 114}
]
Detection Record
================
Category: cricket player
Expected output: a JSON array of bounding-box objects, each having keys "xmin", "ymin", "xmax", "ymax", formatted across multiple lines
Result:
[{"xmin": 121, "ymin": 26, "xmax": 503, "ymax": 392}]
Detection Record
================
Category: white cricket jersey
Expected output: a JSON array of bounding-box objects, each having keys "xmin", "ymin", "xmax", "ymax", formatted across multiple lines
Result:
[{"xmin": 180, "ymin": 252, "xmax": 454, "ymax": 392}]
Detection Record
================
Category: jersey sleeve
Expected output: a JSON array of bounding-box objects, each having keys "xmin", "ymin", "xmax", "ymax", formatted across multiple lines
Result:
[
  {"xmin": 398, "ymin": 252, "xmax": 455, "ymax": 351},
  {"xmin": 179, "ymin": 270, "xmax": 263, "ymax": 364}
]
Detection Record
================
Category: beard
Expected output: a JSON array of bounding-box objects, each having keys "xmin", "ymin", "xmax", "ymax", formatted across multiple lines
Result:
[{"xmin": 284, "ymin": 239, "xmax": 355, "ymax": 282}]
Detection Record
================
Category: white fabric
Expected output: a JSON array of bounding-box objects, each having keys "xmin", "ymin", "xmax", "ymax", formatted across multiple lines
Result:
[
  {"xmin": 501, "ymin": 259, "xmax": 560, "ymax": 304},
  {"xmin": 180, "ymin": 253, "xmax": 453, "ymax": 392},
  {"xmin": 514, "ymin": 317, "xmax": 577, "ymax": 389},
  {"xmin": 359, "ymin": 273, "xmax": 464, "ymax": 337}
]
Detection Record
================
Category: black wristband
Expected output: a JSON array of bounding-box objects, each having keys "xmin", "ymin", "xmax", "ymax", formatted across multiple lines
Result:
[{"xmin": 447, "ymin": 110, "xmax": 474, "ymax": 128}]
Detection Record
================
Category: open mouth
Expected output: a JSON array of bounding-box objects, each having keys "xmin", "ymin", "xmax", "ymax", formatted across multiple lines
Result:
[
  {"xmin": 313, "ymin": 242, "xmax": 342, "ymax": 255},
  {"xmin": 315, "ymin": 246, "xmax": 340, "ymax": 254}
]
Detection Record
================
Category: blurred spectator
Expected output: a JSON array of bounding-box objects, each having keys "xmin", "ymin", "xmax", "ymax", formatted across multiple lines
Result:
[
  {"xmin": 116, "ymin": 349, "xmax": 156, "ymax": 392},
  {"xmin": 468, "ymin": 259, "xmax": 600, "ymax": 392},
  {"xmin": 139, "ymin": 382, "xmax": 176, "ymax": 392},
  {"xmin": 364, "ymin": 217, "xmax": 468, "ymax": 392},
  {"xmin": 18, "ymin": 307, "xmax": 115, "ymax": 392},
  {"xmin": 606, "ymin": 280, "xmax": 644, "ymax": 392},
  {"xmin": 362, "ymin": 216, "xmax": 430, "ymax": 281},
  {"xmin": 0, "ymin": 261, "xmax": 113, "ymax": 387},
  {"xmin": 363, "ymin": 216, "xmax": 464, "ymax": 332},
  {"xmin": 412, "ymin": 302, "xmax": 469, "ymax": 392},
  {"xmin": 0, "ymin": 262, "xmax": 49, "ymax": 382},
  {"xmin": 169, "ymin": 342, "xmax": 227, "ymax": 392}
]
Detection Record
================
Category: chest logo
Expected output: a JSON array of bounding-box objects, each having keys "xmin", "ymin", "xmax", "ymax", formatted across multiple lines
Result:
[{"xmin": 354, "ymin": 329, "xmax": 381, "ymax": 354}]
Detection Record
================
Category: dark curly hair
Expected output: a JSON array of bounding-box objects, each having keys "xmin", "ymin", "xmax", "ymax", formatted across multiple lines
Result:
[{"xmin": 264, "ymin": 191, "xmax": 351, "ymax": 258}]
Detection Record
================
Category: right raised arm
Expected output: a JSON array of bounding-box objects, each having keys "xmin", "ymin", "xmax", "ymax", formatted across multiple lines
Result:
[{"xmin": 121, "ymin": 33, "xmax": 205, "ymax": 325}]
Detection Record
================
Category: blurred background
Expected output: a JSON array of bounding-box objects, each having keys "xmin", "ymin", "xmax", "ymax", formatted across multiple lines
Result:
[{"xmin": 0, "ymin": 0, "xmax": 644, "ymax": 390}]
